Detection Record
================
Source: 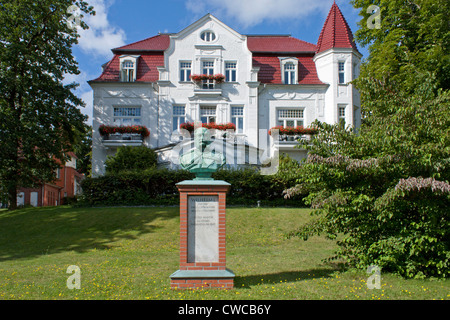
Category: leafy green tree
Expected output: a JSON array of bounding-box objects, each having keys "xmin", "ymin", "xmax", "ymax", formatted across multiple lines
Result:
[
  {"xmin": 0, "ymin": 1, "xmax": 94, "ymax": 210},
  {"xmin": 285, "ymin": 0, "xmax": 450, "ymax": 278},
  {"xmin": 73, "ymin": 124, "xmax": 92, "ymax": 177},
  {"xmin": 105, "ymin": 146, "xmax": 158, "ymax": 175}
]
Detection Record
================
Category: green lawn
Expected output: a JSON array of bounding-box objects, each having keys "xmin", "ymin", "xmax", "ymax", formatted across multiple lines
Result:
[{"xmin": 0, "ymin": 206, "xmax": 448, "ymax": 300}]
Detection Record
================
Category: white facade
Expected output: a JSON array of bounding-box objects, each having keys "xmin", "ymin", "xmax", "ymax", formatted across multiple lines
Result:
[{"xmin": 89, "ymin": 12, "xmax": 361, "ymax": 176}]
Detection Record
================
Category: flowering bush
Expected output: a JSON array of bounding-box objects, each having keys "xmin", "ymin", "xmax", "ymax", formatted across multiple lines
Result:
[
  {"xmin": 98, "ymin": 125, "xmax": 150, "ymax": 137},
  {"xmin": 268, "ymin": 126, "xmax": 318, "ymax": 136},
  {"xmin": 190, "ymin": 74, "xmax": 226, "ymax": 83},
  {"xmin": 180, "ymin": 122, "xmax": 236, "ymax": 132}
]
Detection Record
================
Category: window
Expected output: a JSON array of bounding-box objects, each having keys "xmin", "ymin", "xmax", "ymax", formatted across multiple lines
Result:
[
  {"xmin": 200, "ymin": 31, "xmax": 216, "ymax": 42},
  {"xmin": 173, "ymin": 106, "xmax": 186, "ymax": 131},
  {"xmin": 225, "ymin": 62, "xmax": 237, "ymax": 82},
  {"xmin": 338, "ymin": 61, "xmax": 345, "ymax": 84},
  {"xmin": 121, "ymin": 60, "xmax": 135, "ymax": 82},
  {"xmin": 119, "ymin": 55, "xmax": 139, "ymax": 82},
  {"xmin": 202, "ymin": 61, "xmax": 215, "ymax": 89},
  {"xmin": 113, "ymin": 107, "xmax": 141, "ymax": 125},
  {"xmin": 180, "ymin": 62, "xmax": 191, "ymax": 82},
  {"xmin": 277, "ymin": 109, "xmax": 304, "ymax": 128},
  {"xmin": 338, "ymin": 105, "xmax": 346, "ymax": 124},
  {"xmin": 200, "ymin": 106, "xmax": 216, "ymax": 124},
  {"xmin": 284, "ymin": 62, "xmax": 296, "ymax": 84},
  {"xmin": 280, "ymin": 58, "xmax": 298, "ymax": 84},
  {"xmin": 231, "ymin": 106, "xmax": 244, "ymax": 133}
]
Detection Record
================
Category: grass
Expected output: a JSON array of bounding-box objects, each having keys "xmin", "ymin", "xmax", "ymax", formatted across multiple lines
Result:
[{"xmin": 0, "ymin": 206, "xmax": 448, "ymax": 300}]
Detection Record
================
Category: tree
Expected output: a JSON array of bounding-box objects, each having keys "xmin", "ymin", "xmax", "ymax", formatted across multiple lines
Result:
[
  {"xmin": 0, "ymin": 1, "xmax": 94, "ymax": 210},
  {"xmin": 105, "ymin": 146, "xmax": 158, "ymax": 175},
  {"xmin": 73, "ymin": 124, "xmax": 92, "ymax": 177},
  {"xmin": 284, "ymin": 0, "xmax": 450, "ymax": 278}
]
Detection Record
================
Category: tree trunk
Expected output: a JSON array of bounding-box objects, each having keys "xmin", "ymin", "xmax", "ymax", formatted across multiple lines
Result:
[{"xmin": 8, "ymin": 185, "xmax": 17, "ymax": 211}]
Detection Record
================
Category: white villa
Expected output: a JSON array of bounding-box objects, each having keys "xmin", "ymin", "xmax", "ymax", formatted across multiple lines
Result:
[{"xmin": 89, "ymin": 2, "xmax": 362, "ymax": 176}]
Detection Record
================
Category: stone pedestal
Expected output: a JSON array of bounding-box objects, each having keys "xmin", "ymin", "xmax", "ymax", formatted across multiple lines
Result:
[{"xmin": 170, "ymin": 180, "xmax": 234, "ymax": 289}]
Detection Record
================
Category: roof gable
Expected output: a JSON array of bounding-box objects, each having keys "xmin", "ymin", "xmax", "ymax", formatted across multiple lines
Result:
[{"xmin": 316, "ymin": 2, "xmax": 358, "ymax": 54}]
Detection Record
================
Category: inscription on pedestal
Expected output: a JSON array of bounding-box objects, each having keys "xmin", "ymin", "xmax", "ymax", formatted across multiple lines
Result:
[{"xmin": 188, "ymin": 196, "xmax": 219, "ymax": 263}]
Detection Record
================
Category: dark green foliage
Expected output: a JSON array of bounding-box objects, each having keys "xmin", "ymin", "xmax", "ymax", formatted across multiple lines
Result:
[
  {"xmin": 105, "ymin": 146, "xmax": 158, "ymax": 174},
  {"xmin": 0, "ymin": 0, "xmax": 94, "ymax": 209},
  {"xmin": 79, "ymin": 164, "xmax": 305, "ymax": 207},
  {"xmin": 285, "ymin": 0, "xmax": 450, "ymax": 278}
]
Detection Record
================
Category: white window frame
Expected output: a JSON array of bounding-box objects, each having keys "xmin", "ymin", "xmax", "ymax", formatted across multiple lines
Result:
[
  {"xmin": 202, "ymin": 60, "xmax": 215, "ymax": 89},
  {"xmin": 279, "ymin": 57, "xmax": 299, "ymax": 85},
  {"xmin": 179, "ymin": 61, "xmax": 192, "ymax": 82},
  {"xmin": 338, "ymin": 61, "xmax": 345, "ymax": 84},
  {"xmin": 231, "ymin": 106, "xmax": 244, "ymax": 133},
  {"xmin": 119, "ymin": 55, "xmax": 139, "ymax": 82},
  {"xmin": 200, "ymin": 30, "xmax": 216, "ymax": 42},
  {"xmin": 277, "ymin": 108, "xmax": 304, "ymax": 128},
  {"xmin": 200, "ymin": 106, "xmax": 216, "ymax": 124},
  {"xmin": 113, "ymin": 106, "xmax": 142, "ymax": 126},
  {"xmin": 338, "ymin": 105, "xmax": 346, "ymax": 125},
  {"xmin": 225, "ymin": 62, "xmax": 237, "ymax": 82},
  {"xmin": 173, "ymin": 105, "xmax": 186, "ymax": 132}
]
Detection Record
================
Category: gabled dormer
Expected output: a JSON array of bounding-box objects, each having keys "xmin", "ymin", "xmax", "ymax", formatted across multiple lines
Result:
[{"xmin": 119, "ymin": 55, "xmax": 140, "ymax": 82}]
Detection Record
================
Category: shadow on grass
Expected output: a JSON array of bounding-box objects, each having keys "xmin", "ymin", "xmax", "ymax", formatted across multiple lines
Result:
[
  {"xmin": 0, "ymin": 206, "xmax": 178, "ymax": 262},
  {"xmin": 235, "ymin": 268, "xmax": 338, "ymax": 288}
]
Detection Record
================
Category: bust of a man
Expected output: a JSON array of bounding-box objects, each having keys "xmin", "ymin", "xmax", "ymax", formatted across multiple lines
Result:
[{"xmin": 180, "ymin": 127, "xmax": 225, "ymax": 180}]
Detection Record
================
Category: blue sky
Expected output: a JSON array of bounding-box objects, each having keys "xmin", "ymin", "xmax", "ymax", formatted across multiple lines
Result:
[{"xmin": 66, "ymin": 0, "xmax": 369, "ymax": 125}]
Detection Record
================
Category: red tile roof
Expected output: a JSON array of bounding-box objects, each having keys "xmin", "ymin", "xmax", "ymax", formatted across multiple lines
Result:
[
  {"xmin": 247, "ymin": 35, "xmax": 317, "ymax": 53},
  {"xmin": 112, "ymin": 34, "xmax": 171, "ymax": 52},
  {"xmin": 316, "ymin": 2, "xmax": 358, "ymax": 54},
  {"xmin": 253, "ymin": 54, "xmax": 324, "ymax": 85},
  {"xmin": 91, "ymin": 53, "xmax": 164, "ymax": 83}
]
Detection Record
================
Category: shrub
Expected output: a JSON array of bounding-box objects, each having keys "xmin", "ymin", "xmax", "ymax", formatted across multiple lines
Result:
[
  {"xmin": 79, "ymin": 165, "xmax": 305, "ymax": 207},
  {"xmin": 105, "ymin": 146, "xmax": 158, "ymax": 174}
]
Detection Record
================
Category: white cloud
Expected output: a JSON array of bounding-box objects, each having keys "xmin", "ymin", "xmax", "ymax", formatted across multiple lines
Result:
[
  {"xmin": 186, "ymin": 0, "xmax": 331, "ymax": 28},
  {"xmin": 76, "ymin": 0, "xmax": 126, "ymax": 59}
]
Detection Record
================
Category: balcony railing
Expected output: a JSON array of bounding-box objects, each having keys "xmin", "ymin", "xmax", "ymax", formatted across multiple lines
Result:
[{"xmin": 101, "ymin": 133, "xmax": 144, "ymax": 148}]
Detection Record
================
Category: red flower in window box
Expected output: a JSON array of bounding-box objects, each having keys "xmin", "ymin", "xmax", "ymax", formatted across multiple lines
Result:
[
  {"xmin": 180, "ymin": 122, "xmax": 236, "ymax": 133},
  {"xmin": 98, "ymin": 125, "xmax": 150, "ymax": 137},
  {"xmin": 268, "ymin": 126, "xmax": 318, "ymax": 136},
  {"xmin": 190, "ymin": 74, "xmax": 225, "ymax": 83}
]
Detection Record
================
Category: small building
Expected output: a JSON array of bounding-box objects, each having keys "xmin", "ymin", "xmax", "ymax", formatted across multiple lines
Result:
[{"xmin": 15, "ymin": 153, "xmax": 84, "ymax": 207}]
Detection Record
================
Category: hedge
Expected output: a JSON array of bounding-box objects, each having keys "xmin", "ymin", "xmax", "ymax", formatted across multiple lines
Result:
[{"xmin": 78, "ymin": 167, "xmax": 304, "ymax": 207}]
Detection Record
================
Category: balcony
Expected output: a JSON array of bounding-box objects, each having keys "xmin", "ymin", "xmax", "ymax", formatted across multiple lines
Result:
[
  {"xmin": 99, "ymin": 125, "xmax": 149, "ymax": 148},
  {"xmin": 102, "ymin": 133, "xmax": 144, "ymax": 148},
  {"xmin": 191, "ymin": 74, "xmax": 224, "ymax": 98}
]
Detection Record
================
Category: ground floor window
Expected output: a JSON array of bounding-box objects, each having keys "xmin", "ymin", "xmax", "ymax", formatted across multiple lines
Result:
[
  {"xmin": 338, "ymin": 105, "xmax": 346, "ymax": 125},
  {"xmin": 200, "ymin": 106, "xmax": 216, "ymax": 124},
  {"xmin": 231, "ymin": 106, "xmax": 244, "ymax": 133},
  {"xmin": 173, "ymin": 105, "xmax": 186, "ymax": 131}
]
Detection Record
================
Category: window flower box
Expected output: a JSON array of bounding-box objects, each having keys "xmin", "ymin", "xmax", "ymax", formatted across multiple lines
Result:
[
  {"xmin": 268, "ymin": 126, "xmax": 318, "ymax": 136},
  {"xmin": 190, "ymin": 74, "xmax": 225, "ymax": 83},
  {"xmin": 99, "ymin": 125, "xmax": 150, "ymax": 140},
  {"xmin": 180, "ymin": 122, "xmax": 236, "ymax": 133}
]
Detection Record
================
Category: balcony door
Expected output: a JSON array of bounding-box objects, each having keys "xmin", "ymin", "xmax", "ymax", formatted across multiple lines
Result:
[{"xmin": 202, "ymin": 61, "xmax": 214, "ymax": 89}]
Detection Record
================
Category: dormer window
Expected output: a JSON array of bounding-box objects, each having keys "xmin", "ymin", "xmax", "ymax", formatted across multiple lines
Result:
[
  {"xmin": 119, "ymin": 55, "xmax": 139, "ymax": 82},
  {"xmin": 279, "ymin": 57, "xmax": 299, "ymax": 85},
  {"xmin": 200, "ymin": 31, "xmax": 216, "ymax": 42}
]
